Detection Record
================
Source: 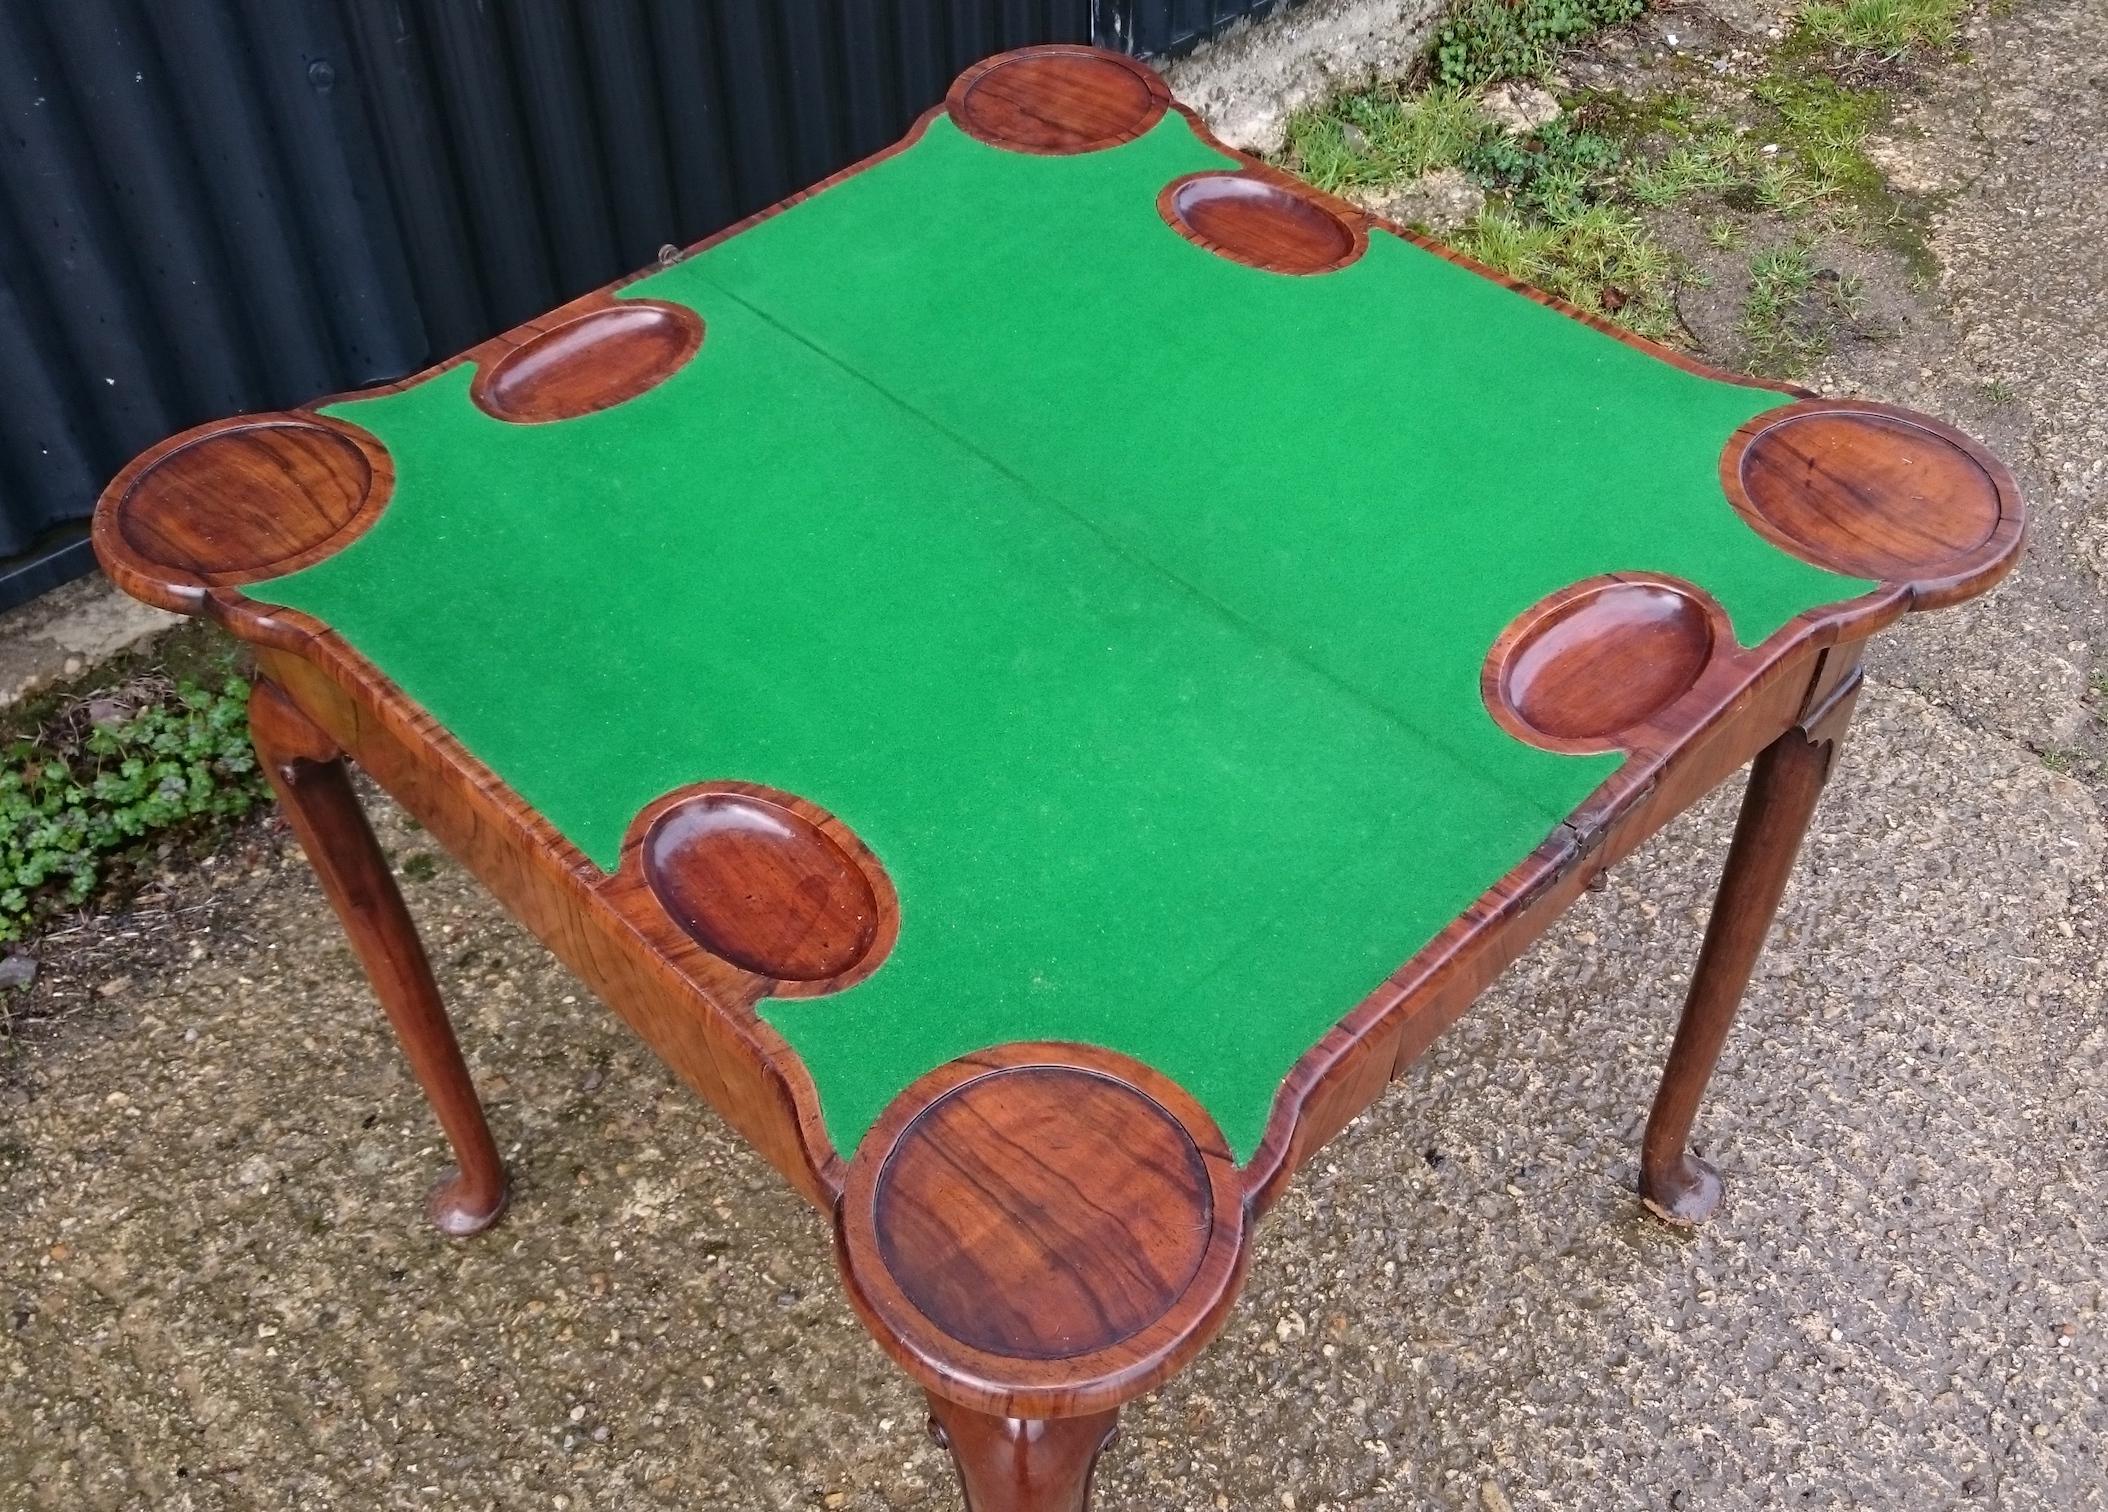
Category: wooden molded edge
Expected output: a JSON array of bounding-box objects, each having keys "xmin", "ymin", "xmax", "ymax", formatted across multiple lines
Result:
[
  {"xmin": 1717, "ymin": 397, "xmax": 2025, "ymax": 611},
  {"xmin": 1480, "ymin": 571, "xmax": 1736, "ymax": 757},
  {"xmin": 1155, "ymin": 168, "xmax": 1372, "ymax": 275},
  {"xmin": 945, "ymin": 45, "xmax": 1172, "ymax": 155},
  {"xmin": 612, "ymin": 779, "xmax": 901, "ymax": 999},
  {"xmin": 91, "ymin": 411, "xmax": 395, "ymax": 619},
  {"xmin": 832, "ymin": 1040, "xmax": 1251, "ymax": 1419}
]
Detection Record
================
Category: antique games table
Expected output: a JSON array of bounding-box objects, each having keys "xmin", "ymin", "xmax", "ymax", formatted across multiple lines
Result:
[{"xmin": 94, "ymin": 47, "xmax": 2022, "ymax": 1512}]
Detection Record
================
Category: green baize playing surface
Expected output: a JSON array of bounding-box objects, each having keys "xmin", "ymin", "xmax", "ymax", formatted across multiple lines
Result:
[{"xmin": 258, "ymin": 114, "xmax": 1867, "ymax": 1161}]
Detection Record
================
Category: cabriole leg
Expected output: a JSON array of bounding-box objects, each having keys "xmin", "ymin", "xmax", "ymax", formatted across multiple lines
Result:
[
  {"xmin": 1640, "ymin": 678, "xmax": 1858, "ymax": 1226},
  {"xmin": 249, "ymin": 678, "xmax": 509, "ymax": 1237},
  {"xmin": 925, "ymin": 1394, "xmax": 1121, "ymax": 1512}
]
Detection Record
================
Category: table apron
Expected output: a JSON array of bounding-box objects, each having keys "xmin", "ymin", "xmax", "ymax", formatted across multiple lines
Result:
[
  {"xmin": 1261, "ymin": 632, "xmax": 1850, "ymax": 1203},
  {"xmin": 252, "ymin": 642, "xmax": 839, "ymax": 1210}
]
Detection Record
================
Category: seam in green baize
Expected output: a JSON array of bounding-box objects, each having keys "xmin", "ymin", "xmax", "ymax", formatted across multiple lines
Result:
[{"xmin": 259, "ymin": 114, "xmax": 1869, "ymax": 1161}]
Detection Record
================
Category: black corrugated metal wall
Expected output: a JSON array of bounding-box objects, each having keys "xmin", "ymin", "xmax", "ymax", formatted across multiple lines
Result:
[{"xmin": 0, "ymin": 0, "xmax": 1296, "ymax": 609}]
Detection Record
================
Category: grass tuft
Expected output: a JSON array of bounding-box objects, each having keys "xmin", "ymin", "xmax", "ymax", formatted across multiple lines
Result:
[
  {"xmin": 1740, "ymin": 242, "xmax": 1818, "ymax": 368},
  {"xmin": 2037, "ymin": 746, "xmax": 2096, "ymax": 778},
  {"xmin": 1735, "ymin": 238, "xmax": 1865, "ymax": 376},
  {"xmin": 1627, "ymin": 141, "xmax": 1741, "ymax": 207},
  {"xmin": 1450, "ymin": 200, "xmax": 1679, "ymax": 339},
  {"xmin": 1796, "ymin": 0, "xmax": 1965, "ymax": 56},
  {"xmin": 1286, "ymin": 87, "xmax": 1493, "ymax": 193}
]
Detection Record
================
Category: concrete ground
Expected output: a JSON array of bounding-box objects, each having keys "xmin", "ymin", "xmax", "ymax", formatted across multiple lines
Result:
[
  {"xmin": 0, "ymin": 577, "xmax": 178, "ymax": 713},
  {"xmin": 4, "ymin": 1, "xmax": 2104, "ymax": 1507}
]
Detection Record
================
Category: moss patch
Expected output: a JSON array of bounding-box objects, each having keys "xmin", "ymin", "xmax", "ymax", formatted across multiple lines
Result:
[{"xmin": 1751, "ymin": 67, "xmax": 1940, "ymax": 280}]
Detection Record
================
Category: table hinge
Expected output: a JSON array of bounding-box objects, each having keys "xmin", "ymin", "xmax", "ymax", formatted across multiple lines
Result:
[
  {"xmin": 1515, "ymin": 825, "xmax": 1584, "ymax": 914},
  {"xmin": 1515, "ymin": 775, "xmax": 1654, "ymax": 914}
]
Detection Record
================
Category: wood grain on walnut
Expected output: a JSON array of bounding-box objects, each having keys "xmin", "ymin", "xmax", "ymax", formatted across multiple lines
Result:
[
  {"xmin": 642, "ymin": 788, "xmax": 882, "ymax": 984},
  {"xmin": 873, "ymin": 1066, "xmax": 1212, "ymax": 1361},
  {"xmin": 1721, "ymin": 399, "xmax": 2022, "ymax": 609},
  {"xmin": 98, "ymin": 415, "xmax": 393, "ymax": 609},
  {"xmin": 1484, "ymin": 575, "xmax": 1725, "ymax": 754},
  {"xmin": 470, "ymin": 300, "xmax": 703, "ymax": 423},
  {"xmin": 837, "ymin": 1042, "xmax": 1250, "ymax": 1419},
  {"xmin": 1158, "ymin": 172, "xmax": 1366, "ymax": 274},
  {"xmin": 946, "ymin": 47, "xmax": 1168, "ymax": 155}
]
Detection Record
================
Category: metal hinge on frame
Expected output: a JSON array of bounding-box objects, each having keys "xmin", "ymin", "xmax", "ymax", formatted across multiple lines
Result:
[{"xmin": 1515, "ymin": 774, "xmax": 1656, "ymax": 915}]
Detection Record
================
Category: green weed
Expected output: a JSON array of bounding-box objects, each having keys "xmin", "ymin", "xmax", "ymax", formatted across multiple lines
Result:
[
  {"xmin": 1797, "ymin": 0, "xmax": 1965, "ymax": 56},
  {"xmin": 0, "ymin": 679, "xmax": 266, "ymax": 942},
  {"xmin": 1285, "ymin": 80, "xmax": 1676, "ymax": 338},
  {"xmin": 1431, "ymin": 0, "xmax": 1647, "ymax": 89},
  {"xmin": 2038, "ymin": 746, "xmax": 2094, "ymax": 777},
  {"xmin": 1281, "ymin": 0, "xmax": 1932, "ymax": 357},
  {"xmin": 1464, "ymin": 119, "xmax": 1622, "ymax": 213},
  {"xmin": 398, "ymin": 851, "xmax": 440, "ymax": 883}
]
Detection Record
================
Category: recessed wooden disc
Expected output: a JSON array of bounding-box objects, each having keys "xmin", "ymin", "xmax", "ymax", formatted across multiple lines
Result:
[
  {"xmin": 1159, "ymin": 173, "xmax": 1364, "ymax": 275},
  {"xmin": 115, "ymin": 419, "xmax": 378, "ymax": 583},
  {"xmin": 872, "ymin": 1065, "xmax": 1213, "ymax": 1361},
  {"xmin": 947, "ymin": 48, "xmax": 1168, "ymax": 155},
  {"xmin": 643, "ymin": 790, "xmax": 880, "ymax": 982},
  {"xmin": 1486, "ymin": 577, "xmax": 1721, "ymax": 751},
  {"xmin": 472, "ymin": 301, "xmax": 703, "ymax": 423},
  {"xmin": 1732, "ymin": 407, "xmax": 2004, "ymax": 581}
]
